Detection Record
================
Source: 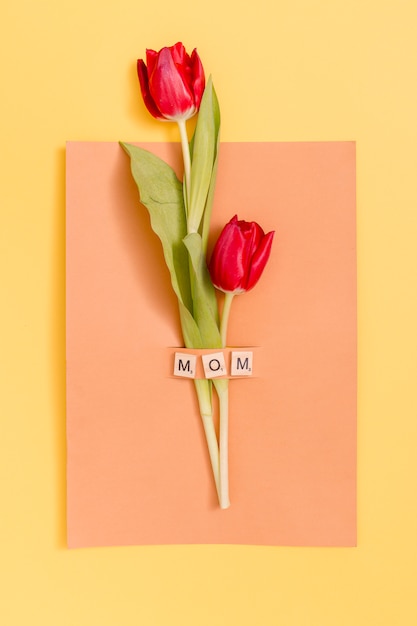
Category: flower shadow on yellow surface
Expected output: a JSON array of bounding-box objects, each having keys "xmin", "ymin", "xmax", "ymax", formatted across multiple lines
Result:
[{"xmin": 51, "ymin": 147, "xmax": 67, "ymax": 549}]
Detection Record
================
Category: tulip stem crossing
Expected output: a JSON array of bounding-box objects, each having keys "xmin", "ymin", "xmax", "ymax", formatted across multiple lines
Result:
[
  {"xmin": 214, "ymin": 378, "xmax": 230, "ymax": 509},
  {"xmin": 216, "ymin": 292, "xmax": 235, "ymax": 509}
]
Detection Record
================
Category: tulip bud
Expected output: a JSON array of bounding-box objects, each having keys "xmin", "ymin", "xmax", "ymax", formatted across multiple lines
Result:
[
  {"xmin": 137, "ymin": 42, "xmax": 205, "ymax": 122},
  {"xmin": 209, "ymin": 215, "xmax": 275, "ymax": 294}
]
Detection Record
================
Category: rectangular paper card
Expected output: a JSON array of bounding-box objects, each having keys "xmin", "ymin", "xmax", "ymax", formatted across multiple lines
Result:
[{"xmin": 66, "ymin": 141, "xmax": 356, "ymax": 547}]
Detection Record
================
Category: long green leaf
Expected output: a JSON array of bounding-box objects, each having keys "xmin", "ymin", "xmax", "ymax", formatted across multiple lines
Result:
[
  {"xmin": 178, "ymin": 301, "xmax": 204, "ymax": 348},
  {"xmin": 187, "ymin": 77, "xmax": 221, "ymax": 234},
  {"xmin": 183, "ymin": 232, "xmax": 221, "ymax": 348},
  {"xmin": 200, "ymin": 84, "xmax": 221, "ymax": 253},
  {"xmin": 121, "ymin": 142, "xmax": 191, "ymax": 308},
  {"xmin": 120, "ymin": 142, "xmax": 203, "ymax": 347}
]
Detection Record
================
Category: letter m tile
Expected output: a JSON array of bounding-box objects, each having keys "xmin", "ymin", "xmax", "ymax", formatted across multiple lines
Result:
[
  {"xmin": 174, "ymin": 352, "xmax": 197, "ymax": 378},
  {"xmin": 231, "ymin": 351, "xmax": 253, "ymax": 376}
]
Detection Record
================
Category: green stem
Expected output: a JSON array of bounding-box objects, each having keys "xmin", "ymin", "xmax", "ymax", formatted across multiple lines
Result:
[
  {"xmin": 213, "ymin": 378, "xmax": 230, "ymax": 509},
  {"xmin": 194, "ymin": 379, "xmax": 221, "ymax": 503},
  {"xmin": 213, "ymin": 293, "xmax": 236, "ymax": 508},
  {"xmin": 220, "ymin": 292, "xmax": 235, "ymax": 348},
  {"xmin": 177, "ymin": 119, "xmax": 191, "ymax": 217},
  {"xmin": 178, "ymin": 117, "xmax": 224, "ymax": 507}
]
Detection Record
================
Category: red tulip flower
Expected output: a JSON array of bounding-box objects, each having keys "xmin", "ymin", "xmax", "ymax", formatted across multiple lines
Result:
[
  {"xmin": 209, "ymin": 216, "xmax": 275, "ymax": 495},
  {"xmin": 209, "ymin": 215, "xmax": 275, "ymax": 294},
  {"xmin": 137, "ymin": 42, "xmax": 205, "ymax": 122}
]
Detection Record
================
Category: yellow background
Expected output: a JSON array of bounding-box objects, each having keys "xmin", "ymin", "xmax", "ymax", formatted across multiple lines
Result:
[{"xmin": 1, "ymin": 0, "xmax": 416, "ymax": 624}]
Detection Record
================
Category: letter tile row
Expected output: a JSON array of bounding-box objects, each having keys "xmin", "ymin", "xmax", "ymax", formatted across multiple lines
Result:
[{"xmin": 173, "ymin": 350, "xmax": 254, "ymax": 379}]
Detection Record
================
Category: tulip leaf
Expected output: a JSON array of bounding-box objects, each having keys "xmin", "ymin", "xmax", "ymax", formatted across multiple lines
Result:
[
  {"xmin": 178, "ymin": 300, "xmax": 204, "ymax": 348},
  {"xmin": 121, "ymin": 142, "xmax": 204, "ymax": 346},
  {"xmin": 187, "ymin": 77, "xmax": 221, "ymax": 236},
  {"xmin": 200, "ymin": 87, "xmax": 220, "ymax": 253},
  {"xmin": 183, "ymin": 232, "xmax": 222, "ymax": 348}
]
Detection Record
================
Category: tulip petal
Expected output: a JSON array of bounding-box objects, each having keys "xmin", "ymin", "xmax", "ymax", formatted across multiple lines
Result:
[
  {"xmin": 145, "ymin": 48, "xmax": 159, "ymax": 77},
  {"xmin": 245, "ymin": 230, "xmax": 275, "ymax": 291},
  {"xmin": 136, "ymin": 59, "xmax": 165, "ymax": 120},
  {"xmin": 170, "ymin": 43, "xmax": 194, "ymax": 93},
  {"xmin": 237, "ymin": 220, "xmax": 264, "ymax": 279},
  {"xmin": 209, "ymin": 219, "xmax": 248, "ymax": 292},
  {"xmin": 170, "ymin": 41, "xmax": 187, "ymax": 66},
  {"xmin": 169, "ymin": 42, "xmax": 195, "ymax": 99},
  {"xmin": 149, "ymin": 47, "xmax": 195, "ymax": 120},
  {"xmin": 190, "ymin": 49, "xmax": 205, "ymax": 107}
]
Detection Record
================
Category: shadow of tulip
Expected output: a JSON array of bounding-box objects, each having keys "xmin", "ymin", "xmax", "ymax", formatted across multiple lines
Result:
[{"xmin": 51, "ymin": 146, "xmax": 67, "ymax": 549}]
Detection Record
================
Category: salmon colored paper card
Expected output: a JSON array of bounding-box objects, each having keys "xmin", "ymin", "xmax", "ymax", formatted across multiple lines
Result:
[{"xmin": 66, "ymin": 141, "xmax": 356, "ymax": 548}]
